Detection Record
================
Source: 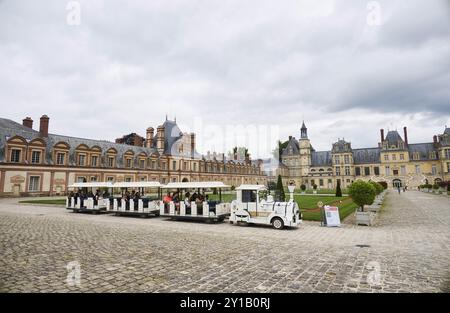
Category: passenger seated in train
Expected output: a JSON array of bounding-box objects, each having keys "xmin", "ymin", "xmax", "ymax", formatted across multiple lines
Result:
[
  {"xmin": 184, "ymin": 192, "xmax": 191, "ymax": 214},
  {"xmin": 163, "ymin": 193, "xmax": 172, "ymax": 213}
]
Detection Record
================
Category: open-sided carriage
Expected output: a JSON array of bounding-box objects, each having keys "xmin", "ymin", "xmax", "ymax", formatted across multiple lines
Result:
[
  {"xmin": 159, "ymin": 182, "xmax": 231, "ymax": 223},
  {"xmin": 66, "ymin": 182, "xmax": 113, "ymax": 214},
  {"xmin": 107, "ymin": 181, "xmax": 163, "ymax": 218}
]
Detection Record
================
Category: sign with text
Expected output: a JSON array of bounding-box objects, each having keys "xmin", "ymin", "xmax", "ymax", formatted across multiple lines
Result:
[{"xmin": 324, "ymin": 205, "xmax": 341, "ymax": 227}]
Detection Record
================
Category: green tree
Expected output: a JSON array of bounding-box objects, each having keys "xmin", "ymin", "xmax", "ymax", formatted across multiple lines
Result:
[
  {"xmin": 276, "ymin": 174, "xmax": 285, "ymax": 201},
  {"xmin": 272, "ymin": 140, "xmax": 289, "ymax": 161},
  {"xmin": 335, "ymin": 180, "xmax": 342, "ymax": 197},
  {"xmin": 348, "ymin": 180, "xmax": 376, "ymax": 212},
  {"xmin": 369, "ymin": 181, "xmax": 383, "ymax": 195}
]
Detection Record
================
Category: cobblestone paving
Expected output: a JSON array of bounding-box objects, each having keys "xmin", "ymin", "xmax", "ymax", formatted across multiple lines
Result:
[{"xmin": 0, "ymin": 191, "xmax": 449, "ymax": 293}]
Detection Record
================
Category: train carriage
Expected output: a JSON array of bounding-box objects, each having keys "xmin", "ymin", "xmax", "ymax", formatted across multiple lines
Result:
[
  {"xmin": 66, "ymin": 182, "xmax": 113, "ymax": 214},
  {"xmin": 107, "ymin": 181, "xmax": 163, "ymax": 218},
  {"xmin": 160, "ymin": 181, "xmax": 231, "ymax": 223}
]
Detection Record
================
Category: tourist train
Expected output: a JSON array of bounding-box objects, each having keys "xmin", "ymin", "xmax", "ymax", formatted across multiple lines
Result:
[{"xmin": 66, "ymin": 181, "xmax": 302, "ymax": 229}]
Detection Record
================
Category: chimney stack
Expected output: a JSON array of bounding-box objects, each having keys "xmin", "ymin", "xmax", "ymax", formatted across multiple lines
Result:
[
  {"xmin": 380, "ymin": 129, "xmax": 384, "ymax": 142},
  {"xmin": 403, "ymin": 126, "xmax": 408, "ymax": 145},
  {"xmin": 433, "ymin": 135, "xmax": 438, "ymax": 144},
  {"xmin": 156, "ymin": 125, "xmax": 165, "ymax": 153},
  {"xmin": 190, "ymin": 133, "xmax": 196, "ymax": 157},
  {"xmin": 39, "ymin": 115, "xmax": 49, "ymax": 137},
  {"xmin": 23, "ymin": 117, "xmax": 33, "ymax": 129},
  {"xmin": 146, "ymin": 127, "xmax": 154, "ymax": 148}
]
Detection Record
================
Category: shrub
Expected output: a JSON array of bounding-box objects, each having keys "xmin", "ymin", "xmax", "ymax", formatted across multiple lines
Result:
[
  {"xmin": 276, "ymin": 175, "xmax": 285, "ymax": 201},
  {"xmin": 348, "ymin": 180, "xmax": 376, "ymax": 212},
  {"xmin": 300, "ymin": 184, "xmax": 306, "ymax": 191},
  {"xmin": 369, "ymin": 181, "xmax": 383, "ymax": 195},
  {"xmin": 231, "ymin": 185, "xmax": 235, "ymax": 191},
  {"xmin": 335, "ymin": 180, "xmax": 342, "ymax": 197},
  {"xmin": 313, "ymin": 184, "xmax": 318, "ymax": 190},
  {"xmin": 379, "ymin": 181, "xmax": 388, "ymax": 190},
  {"xmin": 433, "ymin": 184, "xmax": 439, "ymax": 190},
  {"xmin": 267, "ymin": 181, "xmax": 276, "ymax": 191}
]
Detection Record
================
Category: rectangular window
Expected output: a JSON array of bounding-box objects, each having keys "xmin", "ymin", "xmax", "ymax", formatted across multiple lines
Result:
[
  {"xmin": 106, "ymin": 176, "xmax": 114, "ymax": 182},
  {"xmin": 364, "ymin": 167, "xmax": 370, "ymax": 176},
  {"xmin": 384, "ymin": 154, "xmax": 389, "ymax": 161},
  {"xmin": 125, "ymin": 177, "xmax": 132, "ymax": 182},
  {"xmin": 374, "ymin": 166, "xmax": 380, "ymax": 176},
  {"xmin": 344, "ymin": 155, "xmax": 350, "ymax": 164},
  {"xmin": 335, "ymin": 167, "xmax": 340, "ymax": 176},
  {"xmin": 355, "ymin": 167, "xmax": 361, "ymax": 176},
  {"xmin": 10, "ymin": 149, "xmax": 21, "ymax": 163},
  {"xmin": 183, "ymin": 162, "xmax": 188, "ymax": 171},
  {"xmin": 140, "ymin": 159, "xmax": 145, "ymax": 169},
  {"xmin": 56, "ymin": 152, "xmax": 65, "ymax": 165},
  {"xmin": 28, "ymin": 176, "xmax": 40, "ymax": 192},
  {"xmin": 78, "ymin": 154, "xmax": 86, "ymax": 166},
  {"xmin": 172, "ymin": 161, "xmax": 177, "ymax": 170},
  {"xmin": 152, "ymin": 160, "xmax": 156, "ymax": 169},
  {"xmin": 334, "ymin": 156, "xmax": 340, "ymax": 165},
  {"xmin": 445, "ymin": 149, "xmax": 450, "ymax": 159},
  {"xmin": 345, "ymin": 166, "xmax": 350, "ymax": 176},
  {"xmin": 31, "ymin": 151, "xmax": 41, "ymax": 164},
  {"xmin": 393, "ymin": 169, "xmax": 399, "ymax": 176},
  {"xmin": 91, "ymin": 155, "xmax": 98, "ymax": 167},
  {"xmin": 392, "ymin": 154, "xmax": 396, "ymax": 161},
  {"xmin": 90, "ymin": 176, "xmax": 97, "ymax": 182},
  {"xmin": 193, "ymin": 163, "xmax": 197, "ymax": 172},
  {"xmin": 432, "ymin": 165, "xmax": 437, "ymax": 175},
  {"xmin": 400, "ymin": 154, "xmax": 404, "ymax": 160},
  {"xmin": 400, "ymin": 165, "xmax": 406, "ymax": 175},
  {"xmin": 447, "ymin": 162, "xmax": 450, "ymax": 173},
  {"xmin": 319, "ymin": 179, "xmax": 324, "ymax": 186},
  {"xmin": 385, "ymin": 166, "xmax": 390, "ymax": 176},
  {"xmin": 161, "ymin": 162, "xmax": 166, "ymax": 170},
  {"xmin": 108, "ymin": 157, "xmax": 115, "ymax": 167},
  {"xmin": 126, "ymin": 159, "xmax": 132, "ymax": 168},
  {"xmin": 415, "ymin": 165, "xmax": 421, "ymax": 174}
]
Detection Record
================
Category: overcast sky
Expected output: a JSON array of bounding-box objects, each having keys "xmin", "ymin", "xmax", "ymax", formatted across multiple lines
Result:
[{"xmin": 0, "ymin": 0, "xmax": 449, "ymax": 158}]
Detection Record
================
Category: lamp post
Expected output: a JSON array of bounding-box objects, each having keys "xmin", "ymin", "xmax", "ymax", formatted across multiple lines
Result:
[{"xmin": 287, "ymin": 183, "xmax": 296, "ymax": 202}]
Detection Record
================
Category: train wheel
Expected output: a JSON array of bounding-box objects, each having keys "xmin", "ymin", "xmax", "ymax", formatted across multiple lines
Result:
[{"xmin": 272, "ymin": 217, "xmax": 284, "ymax": 230}]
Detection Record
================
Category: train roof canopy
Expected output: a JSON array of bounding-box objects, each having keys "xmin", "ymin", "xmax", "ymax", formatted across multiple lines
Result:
[{"xmin": 163, "ymin": 181, "xmax": 230, "ymax": 189}]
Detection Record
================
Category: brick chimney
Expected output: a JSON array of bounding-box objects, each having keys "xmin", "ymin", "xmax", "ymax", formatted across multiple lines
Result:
[
  {"xmin": 156, "ymin": 125, "xmax": 165, "ymax": 154},
  {"xmin": 190, "ymin": 133, "xmax": 196, "ymax": 157},
  {"xmin": 22, "ymin": 117, "xmax": 33, "ymax": 129},
  {"xmin": 39, "ymin": 115, "xmax": 49, "ymax": 137},
  {"xmin": 146, "ymin": 127, "xmax": 154, "ymax": 148},
  {"xmin": 380, "ymin": 129, "xmax": 384, "ymax": 142},
  {"xmin": 403, "ymin": 126, "xmax": 408, "ymax": 145}
]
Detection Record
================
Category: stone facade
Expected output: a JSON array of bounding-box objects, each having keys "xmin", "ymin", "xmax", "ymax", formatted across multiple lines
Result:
[
  {"xmin": 0, "ymin": 116, "xmax": 266, "ymax": 197},
  {"xmin": 279, "ymin": 122, "xmax": 450, "ymax": 189}
]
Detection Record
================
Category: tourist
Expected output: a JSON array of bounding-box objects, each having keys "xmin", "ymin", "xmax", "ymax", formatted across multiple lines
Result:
[
  {"xmin": 163, "ymin": 193, "xmax": 172, "ymax": 203},
  {"xmin": 184, "ymin": 192, "xmax": 191, "ymax": 209}
]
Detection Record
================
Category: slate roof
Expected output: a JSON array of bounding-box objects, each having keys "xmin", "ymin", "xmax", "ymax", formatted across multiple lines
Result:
[
  {"xmin": 385, "ymin": 130, "xmax": 404, "ymax": 146},
  {"xmin": 281, "ymin": 137, "xmax": 300, "ymax": 156},
  {"xmin": 352, "ymin": 148, "xmax": 381, "ymax": 164},
  {"xmin": 408, "ymin": 143, "xmax": 438, "ymax": 161},
  {"xmin": 311, "ymin": 151, "xmax": 332, "ymax": 166},
  {"xmin": 444, "ymin": 128, "xmax": 450, "ymax": 135},
  {"xmin": 0, "ymin": 117, "xmax": 160, "ymax": 166}
]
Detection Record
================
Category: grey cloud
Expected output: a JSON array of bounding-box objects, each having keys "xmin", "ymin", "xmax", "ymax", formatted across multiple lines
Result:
[{"xmin": 0, "ymin": 0, "xmax": 449, "ymax": 157}]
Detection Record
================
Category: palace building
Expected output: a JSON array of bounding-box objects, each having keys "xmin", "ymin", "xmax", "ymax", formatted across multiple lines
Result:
[
  {"xmin": 0, "ymin": 115, "xmax": 266, "ymax": 197},
  {"xmin": 277, "ymin": 122, "xmax": 450, "ymax": 189}
]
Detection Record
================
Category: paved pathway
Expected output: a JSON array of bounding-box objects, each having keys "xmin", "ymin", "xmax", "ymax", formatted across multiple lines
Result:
[{"xmin": 0, "ymin": 191, "xmax": 449, "ymax": 293}]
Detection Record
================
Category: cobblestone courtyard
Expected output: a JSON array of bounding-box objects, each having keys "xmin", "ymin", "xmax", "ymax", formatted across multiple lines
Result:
[{"xmin": 0, "ymin": 191, "xmax": 449, "ymax": 293}]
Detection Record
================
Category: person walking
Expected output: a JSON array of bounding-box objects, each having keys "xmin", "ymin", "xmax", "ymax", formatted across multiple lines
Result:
[{"xmin": 397, "ymin": 186, "xmax": 401, "ymax": 194}]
